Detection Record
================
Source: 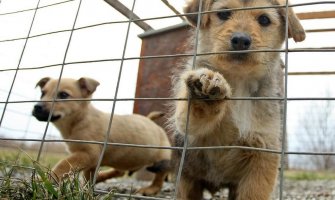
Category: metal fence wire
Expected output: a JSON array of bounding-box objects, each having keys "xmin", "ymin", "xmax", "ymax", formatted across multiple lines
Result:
[{"xmin": 0, "ymin": 0, "xmax": 335, "ymax": 199}]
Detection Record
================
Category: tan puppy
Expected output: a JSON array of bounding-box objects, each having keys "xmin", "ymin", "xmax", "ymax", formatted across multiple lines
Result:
[
  {"xmin": 172, "ymin": 0, "xmax": 305, "ymax": 199},
  {"xmin": 32, "ymin": 77, "xmax": 171, "ymax": 196}
]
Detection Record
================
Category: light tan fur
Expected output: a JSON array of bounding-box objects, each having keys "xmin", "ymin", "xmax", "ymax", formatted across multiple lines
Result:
[
  {"xmin": 33, "ymin": 77, "xmax": 171, "ymax": 196},
  {"xmin": 172, "ymin": 0, "xmax": 305, "ymax": 199}
]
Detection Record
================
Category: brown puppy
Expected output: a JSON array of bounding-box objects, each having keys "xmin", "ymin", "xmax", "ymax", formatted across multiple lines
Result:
[
  {"xmin": 32, "ymin": 77, "xmax": 171, "ymax": 196},
  {"xmin": 172, "ymin": 0, "xmax": 305, "ymax": 199}
]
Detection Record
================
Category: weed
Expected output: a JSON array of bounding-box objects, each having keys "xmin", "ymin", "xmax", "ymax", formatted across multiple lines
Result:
[{"xmin": 0, "ymin": 149, "xmax": 116, "ymax": 200}]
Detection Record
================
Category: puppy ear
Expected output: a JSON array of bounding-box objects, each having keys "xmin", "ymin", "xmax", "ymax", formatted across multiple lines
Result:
[
  {"xmin": 36, "ymin": 77, "xmax": 51, "ymax": 89},
  {"xmin": 184, "ymin": 0, "xmax": 213, "ymax": 28},
  {"xmin": 276, "ymin": 0, "xmax": 306, "ymax": 42},
  {"xmin": 78, "ymin": 77, "xmax": 100, "ymax": 97}
]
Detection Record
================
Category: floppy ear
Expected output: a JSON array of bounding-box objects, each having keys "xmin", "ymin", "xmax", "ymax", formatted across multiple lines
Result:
[
  {"xmin": 275, "ymin": 0, "xmax": 306, "ymax": 42},
  {"xmin": 78, "ymin": 77, "xmax": 100, "ymax": 97},
  {"xmin": 35, "ymin": 77, "xmax": 51, "ymax": 89},
  {"xmin": 184, "ymin": 0, "xmax": 213, "ymax": 28}
]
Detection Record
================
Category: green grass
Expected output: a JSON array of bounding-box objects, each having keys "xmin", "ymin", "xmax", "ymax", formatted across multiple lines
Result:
[
  {"xmin": 0, "ymin": 149, "xmax": 116, "ymax": 199},
  {"xmin": 284, "ymin": 170, "xmax": 335, "ymax": 180}
]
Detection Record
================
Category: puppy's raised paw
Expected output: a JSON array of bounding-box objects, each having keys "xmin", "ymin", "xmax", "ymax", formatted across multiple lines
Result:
[{"xmin": 184, "ymin": 68, "xmax": 231, "ymax": 100}]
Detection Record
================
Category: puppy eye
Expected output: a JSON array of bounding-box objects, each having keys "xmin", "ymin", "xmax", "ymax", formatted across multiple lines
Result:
[
  {"xmin": 258, "ymin": 14, "xmax": 271, "ymax": 26},
  {"xmin": 217, "ymin": 9, "xmax": 231, "ymax": 20},
  {"xmin": 57, "ymin": 91, "xmax": 70, "ymax": 99}
]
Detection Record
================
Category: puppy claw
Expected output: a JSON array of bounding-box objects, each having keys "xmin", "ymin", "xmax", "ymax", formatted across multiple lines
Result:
[
  {"xmin": 214, "ymin": 78, "xmax": 220, "ymax": 86},
  {"xmin": 199, "ymin": 73, "xmax": 207, "ymax": 80}
]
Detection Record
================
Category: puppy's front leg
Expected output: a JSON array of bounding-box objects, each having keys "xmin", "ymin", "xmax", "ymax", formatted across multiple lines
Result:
[
  {"xmin": 236, "ymin": 153, "xmax": 279, "ymax": 200},
  {"xmin": 174, "ymin": 68, "xmax": 231, "ymax": 135},
  {"xmin": 52, "ymin": 152, "xmax": 97, "ymax": 182},
  {"xmin": 177, "ymin": 177, "xmax": 204, "ymax": 200},
  {"xmin": 95, "ymin": 169, "xmax": 125, "ymax": 183}
]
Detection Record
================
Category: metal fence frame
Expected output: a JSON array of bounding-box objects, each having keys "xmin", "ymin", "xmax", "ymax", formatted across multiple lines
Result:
[{"xmin": 0, "ymin": 0, "xmax": 335, "ymax": 199}]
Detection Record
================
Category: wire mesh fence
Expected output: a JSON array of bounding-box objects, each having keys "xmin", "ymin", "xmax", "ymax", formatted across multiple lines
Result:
[{"xmin": 0, "ymin": 0, "xmax": 335, "ymax": 199}]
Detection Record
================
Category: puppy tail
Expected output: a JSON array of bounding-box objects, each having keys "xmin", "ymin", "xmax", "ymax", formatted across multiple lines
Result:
[{"xmin": 146, "ymin": 111, "xmax": 165, "ymax": 121}]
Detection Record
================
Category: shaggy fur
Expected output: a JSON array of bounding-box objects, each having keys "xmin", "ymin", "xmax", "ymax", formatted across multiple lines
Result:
[
  {"xmin": 171, "ymin": 0, "xmax": 305, "ymax": 199},
  {"xmin": 32, "ymin": 77, "xmax": 171, "ymax": 196}
]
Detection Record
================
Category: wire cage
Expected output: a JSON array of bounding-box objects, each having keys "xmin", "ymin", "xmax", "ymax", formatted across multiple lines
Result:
[{"xmin": 0, "ymin": 0, "xmax": 335, "ymax": 199}]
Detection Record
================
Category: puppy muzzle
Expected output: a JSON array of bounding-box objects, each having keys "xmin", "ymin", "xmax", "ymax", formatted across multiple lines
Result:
[
  {"xmin": 229, "ymin": 32, "xmax": 252, "ymax": 60},
  {"xmin": 32, "ymin": 103, "xmax": 61, "ymax": 122},
  {"xmin": 231, "ymin": 32, "xmax": 252, "ymax": 51}
]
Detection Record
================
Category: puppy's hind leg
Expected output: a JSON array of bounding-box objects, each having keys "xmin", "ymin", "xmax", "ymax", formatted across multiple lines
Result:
[
  {"xmin": 136, "ymin": 171, "xmax": 167, "ymax": 196},
  {"xmin": 136, "ymin": 160, "xmax": 171, "ymax": 196}
]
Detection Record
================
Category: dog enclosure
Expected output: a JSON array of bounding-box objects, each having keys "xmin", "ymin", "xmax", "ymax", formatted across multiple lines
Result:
[{"xmin": 0, "ymin": 0, "xmax": 335, "ymax": 199}]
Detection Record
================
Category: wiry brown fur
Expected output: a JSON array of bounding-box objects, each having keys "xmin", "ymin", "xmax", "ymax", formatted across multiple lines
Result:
[
  {"xmin": 171, "ymin": 0, "xmax": 305, "ymax": 199},
  {"xmin": 32, "ymin": 77, "xmax": 171, "ymax": 196}
]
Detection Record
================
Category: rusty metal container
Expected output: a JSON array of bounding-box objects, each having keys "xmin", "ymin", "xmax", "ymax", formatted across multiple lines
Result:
[{"xmin": 134, "ymin": 23, "xmax": 191, "ymax": 135}]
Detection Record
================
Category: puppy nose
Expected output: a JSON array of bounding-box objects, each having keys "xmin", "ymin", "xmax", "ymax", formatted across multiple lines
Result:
[
  {"xmin": 34, "ymin": 104, "xmax": 43, "ymax": 113},
  {"xmin": 231, "ymin": 32, "xmax": 252, "ymax": 50}
]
